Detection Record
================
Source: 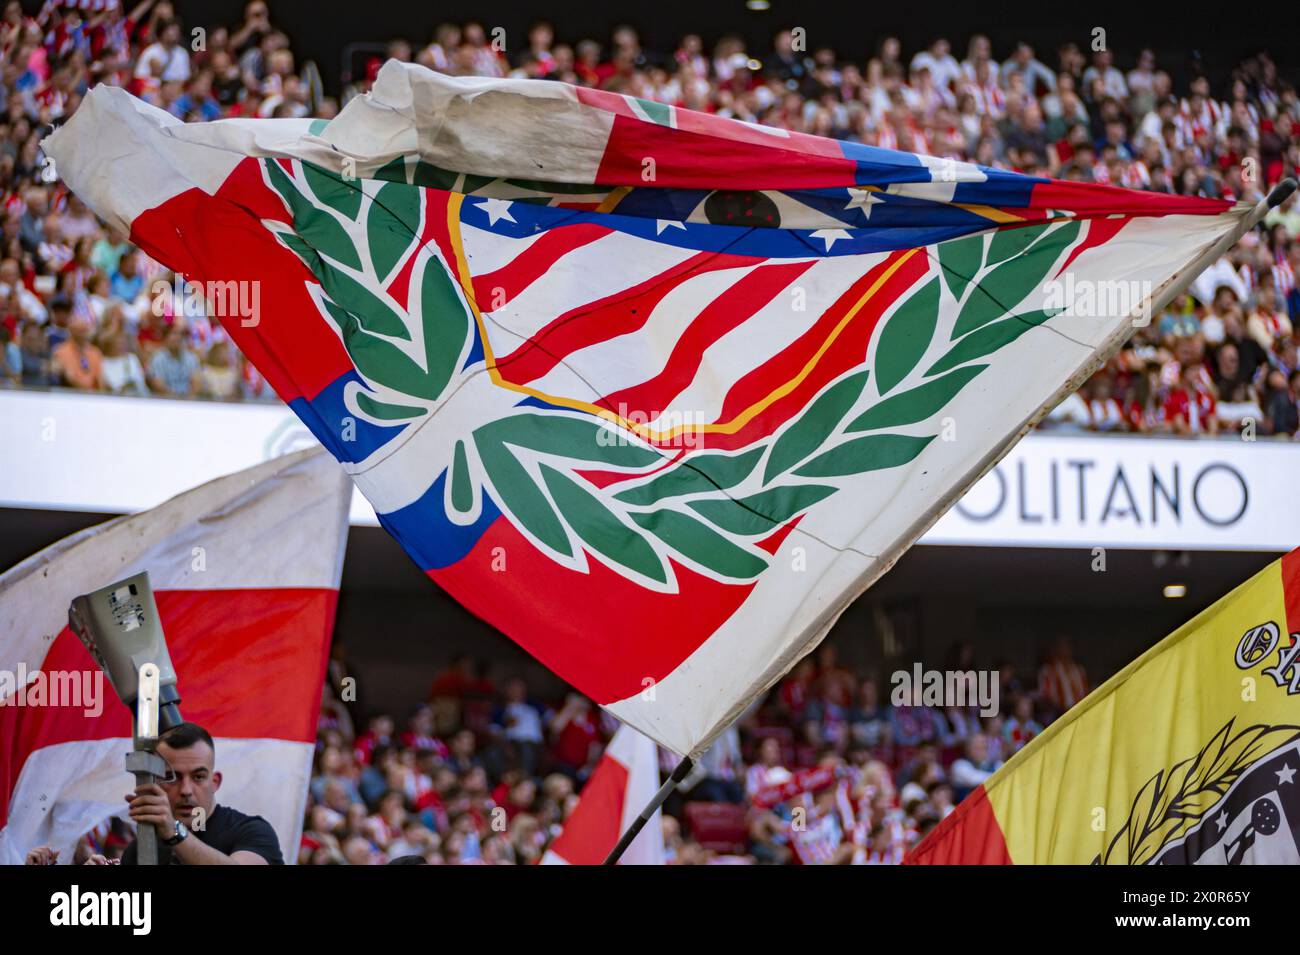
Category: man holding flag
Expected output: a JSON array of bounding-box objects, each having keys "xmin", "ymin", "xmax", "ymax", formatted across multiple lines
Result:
[{"xmin": 0, "ymin": 448, "xmax": 351, "ymax": 864}]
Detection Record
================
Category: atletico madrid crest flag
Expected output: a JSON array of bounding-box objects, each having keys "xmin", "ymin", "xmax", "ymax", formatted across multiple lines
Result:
[
  {"xmin": 908, "ymin": 549, "xmax": 1300, "ymax": 865},
  {"xmin": 47, "ymin": 61, "xmax": 1255, "ymax": 757}
]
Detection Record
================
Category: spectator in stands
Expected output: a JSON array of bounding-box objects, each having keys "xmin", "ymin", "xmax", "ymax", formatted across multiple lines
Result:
[
  {"xmin": 775, "ymin": 657, "xmax": 815, "ymax": 724},
  {"xmin": 45, "ymin": 623, "xmax": 1137, "ymax": 865},
  {"xmin": 949, "ymin": 733, "xmax": 1002, "ymax": 801},
  {"xmin": 99, "ymin": 329, "xmax": 147, "ymax": 394},
  {"xmin": 1263, "ymin": 367, "xmax": 1300, "ymax": 434},
  {"xmin": 135, "ymin": 18, "xmax": 191, "ymax": 87},
  {"xmin": 745, "ymin": 736, "xmax": 792, "ymax": 798},
  {"xmin": 1038, "ymin": 636, "xmax": 1089, "ymax": 718},
  {"xmin": 1084, "ymin": 372, "xmax": 1126, "ymax": 431},
  {"xmin": 688, "ymin": 724, "xmax": 745, "ymax": 803},
  {"xmin": 147, "ymin": 321, "xmax": 199, "ymax": 395},
  {"xmin": 1003, "ymin": 693, "xmax": 1044, "ymax": 754},
  {"xmin": 198, "ymin": 338, "xmax": 239, "ymax": 398},
  {"xmin": 50, "ymin": 312, "xmax": 100, "ymax": 388},
  {"xmin": 890, "ymin": 702, "xmax": 943, "ymax": 748},
  {"xmin": 548, "ymin": 694, "xmax": 600, "ymax": 779},
  {"xmin": 849, "ymin": 677, "xmax": 890, "ymax": 751},
  {"xmin": 1247, "ymin": 284, "xmax": 1292, "ymax": 350},
  {"xmin": 498, "ymin": 677, "xmax": 545, "ymax": 775},
  {"xmin": 17, "ymin": 319, "xmax": 49, "ymax": 386},
  {"xmin": 0, "ymin": 322, "xmax": 17, "ymax": 384},
  {"xmin": 1164, "ymin": 360, "xmax": 1220, "ymax": 435}
]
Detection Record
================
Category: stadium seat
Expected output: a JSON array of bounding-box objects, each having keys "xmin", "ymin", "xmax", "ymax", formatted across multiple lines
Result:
[{"xmin": 684, "ymin": 801, "xmax": 748, "ymax": 855}]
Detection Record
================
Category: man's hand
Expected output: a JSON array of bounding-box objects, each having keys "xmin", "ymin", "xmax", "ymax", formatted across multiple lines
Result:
[
  {"xmin": 125, "ymin": 783, "xmax": 176, "ymax": 838},
  {"xmin": 25, "ymin": 845, "xmax": 58, "ymax": 865},
  {"xmin": 83, "ymin": 854, "xmax": 119, "ymax": 865}
]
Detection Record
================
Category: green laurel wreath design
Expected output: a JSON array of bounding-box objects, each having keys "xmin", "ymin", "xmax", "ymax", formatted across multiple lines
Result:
[{"xmin": 263, "ymin": 158, "xmax": 1076, "ymax": 585}]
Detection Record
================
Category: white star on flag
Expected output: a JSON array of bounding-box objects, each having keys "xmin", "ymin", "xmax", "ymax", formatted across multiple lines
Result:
[
  {"xmin": 810, "ymin": 228, "xmax": 852, "ymax": 251},
  {"xmin": 655, "ymin": 219, "xmax": 686, "ymax": 235},
  {"xmin": 475, "ymin": 197, "xmax": 516, "ymax": 226},
  {"xmin": 1216, "ymin": 812, "xmax": 1228, "ymax": 832},
  {"xmin": 1278, "ymin": 763, "xmax": 1297, "ymax": 785},
  {"xmin": 844, "ymin": 188, "xmax": 883, "ymax": 217}
]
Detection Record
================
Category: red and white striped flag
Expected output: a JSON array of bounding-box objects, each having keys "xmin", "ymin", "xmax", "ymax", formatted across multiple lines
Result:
[
  {"xmin": 541, "ymin": 724, "xmax": 665, "ymax": 865},
  {"xmin": 0, "ymin": 448, "xmax": 351, "ymax": 864}
]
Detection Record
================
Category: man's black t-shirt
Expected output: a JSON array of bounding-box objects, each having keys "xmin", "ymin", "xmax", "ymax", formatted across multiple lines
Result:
[{"xmin": 122, "ymin": 805, "xmax": 283, "ymax": 865}]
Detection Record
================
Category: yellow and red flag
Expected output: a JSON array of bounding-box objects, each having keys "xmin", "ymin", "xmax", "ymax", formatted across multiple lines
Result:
[{"xmin": 908, "ymin": 549, "xmax": 1300, "ymax": 865}]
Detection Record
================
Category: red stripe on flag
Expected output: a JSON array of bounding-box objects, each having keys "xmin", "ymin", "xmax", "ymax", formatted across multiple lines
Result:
[
  {"xmin": 422, "ymin": 188, "xmax": 461, "ymax": 282},
  {"xmin": 598, "ymin": 259, "xmax": 818, "ymax": 416},
  {"xmin": 384, "ymin": 186, "xmax": 465, "ymax": 306},
  {"xmin": 543, "ymin": 751, "xmax": 629, "ymax": 864},
  {"xmin": 572, "ymin": 87, "xmax": 854, "ymax": 190},
  {"xmin": 1281, "ymin": 547, "xmax": 1300, "ymax": 635},
  {"xmin": 493, "ymin": 250, "xmax": 763, "ymax": 385},
  {"xmin": 903, "ymin": 784, "xmax": 1013, "ymax": 864},
  {"xmin": 574, "ymin": 449, "xmax": 686, "ymax": 491},
  {"xmin": 572, "ymin": 86, "xmax": 640, "ymax": 120},
  {"xmin": 1054, "ymin": 216, "xmax": 1130, "ymax": 277},
  {"xmin": 0, "ymin": 588, "xmax": 335, "ymax": 828},
  {"xmin": 595, "ymin": 114, "xmax": 858, "ymax": 190},
  {"xmin": 702, "ymin": 248, "xmax": 928, "ymax": 452},
  {"xmin": 1030, "ymin": 180, "xmax": 1231, "ymax": 217},
  {"xmin": 471, "ymin": 222, "xmax": 611, "ymax": 309}
]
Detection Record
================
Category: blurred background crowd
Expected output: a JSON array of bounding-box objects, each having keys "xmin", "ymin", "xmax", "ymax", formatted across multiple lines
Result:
[
  {"xmin": 0, "ymin": 1, "xmax": 1298, "ymax": 435},
  {"xmin": 293, "ymin": 642, "xmax": 1082, "ymax": 865},
  {"xmin": 75, "ymin": 640, "xmax": 1087, "ymax": 865}
]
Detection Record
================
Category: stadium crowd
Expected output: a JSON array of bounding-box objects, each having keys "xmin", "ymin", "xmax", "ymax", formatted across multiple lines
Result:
[
  {"xmin": 1, "ymin": 2, "xmax": 1299, "ymax": 435},
  {"xmin": 0, "ymin": 2, "xmax": 1294, "ymax": 433},
  {"xmin": 72, "ymin": 640, "xmax": 1088, "ymax": 865},
  {"xmin": 310, "ymin": 641, "xmax": 1086, "ymax": 865}
]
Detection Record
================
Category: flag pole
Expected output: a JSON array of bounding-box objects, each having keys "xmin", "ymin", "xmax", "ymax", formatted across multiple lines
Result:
[
  {"xmin": 602, "ymin": 755, "xmax": 693, "ymax": 865},
  {"xmin": 1162, "ymin": 178, "xmax": 1296, "ymax": 304}
]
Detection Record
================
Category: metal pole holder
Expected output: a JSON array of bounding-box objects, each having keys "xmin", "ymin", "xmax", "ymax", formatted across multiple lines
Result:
[{"xmin": 129, "ymin": 662, "xmax": 164, "ymax": 865}]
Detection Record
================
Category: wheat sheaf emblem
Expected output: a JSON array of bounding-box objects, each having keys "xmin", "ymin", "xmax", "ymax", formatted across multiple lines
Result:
[{"xmin": 1094, "ymin": 717, "xmax": 1300, "ymax": 865}]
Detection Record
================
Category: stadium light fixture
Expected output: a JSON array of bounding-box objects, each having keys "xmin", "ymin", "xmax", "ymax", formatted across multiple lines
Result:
[
  {"xmin": 69, "ymin": 571, "xmax": 184, "ymax": 864},
  {"xmin": 1163, "ymin": 584, "xmax": 1187, "ymax": 599}
]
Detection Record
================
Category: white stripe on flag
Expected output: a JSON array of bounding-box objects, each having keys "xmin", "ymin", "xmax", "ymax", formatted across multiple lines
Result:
[{"xmin": 478, "ymin": 229, "xmax": 698, "ymax": 358}]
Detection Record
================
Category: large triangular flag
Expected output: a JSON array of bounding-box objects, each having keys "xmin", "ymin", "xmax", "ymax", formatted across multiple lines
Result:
[
  {"xmin": 541, "ymin": 724, "xmax": 664, "ymax": 865},
  {"xmin": 0, "ymin": 449, "xmax": 351, "ymax": 864},
  {"xmin": 46, "ymin": 62, "xmax": 1259, "ymax": 757},
  {"xmin": 908, "ymin": 548, "xmax": 1300, "ymax": 865}
]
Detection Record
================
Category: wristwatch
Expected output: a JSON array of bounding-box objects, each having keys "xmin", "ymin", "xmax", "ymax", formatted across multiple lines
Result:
[{"xmin": 162, "ymin": 820, "xmax": 189, "ymax": 846}]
